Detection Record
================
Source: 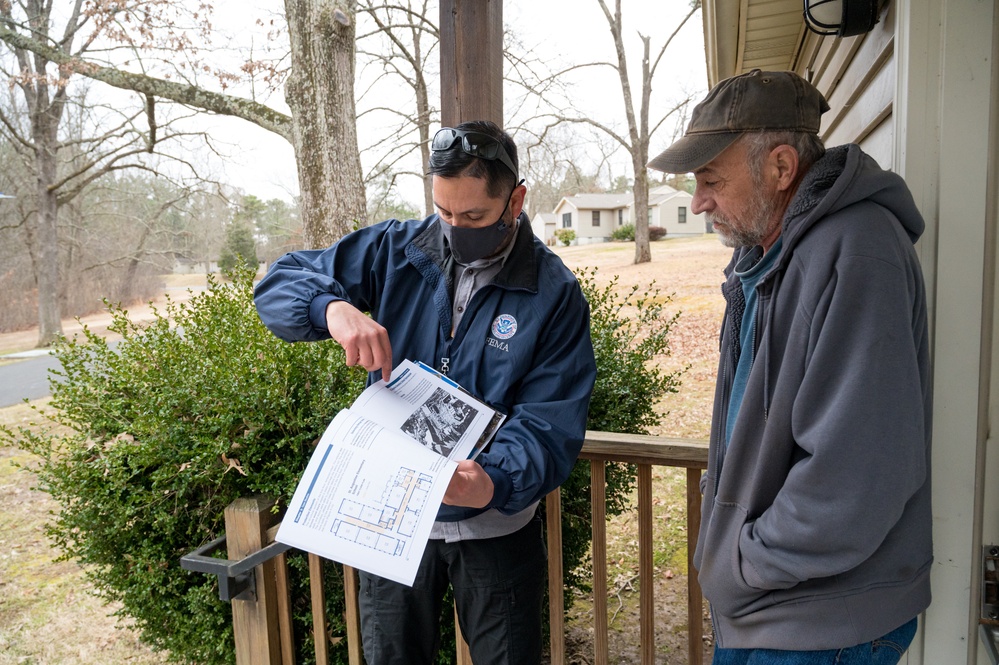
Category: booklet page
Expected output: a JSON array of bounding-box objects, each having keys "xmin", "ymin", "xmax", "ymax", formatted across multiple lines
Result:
[
  {"xmin": 276, "ymin": 408, "xmax": 457, "ymax": 586},
  {"xmin": 350, "ymin": 358, "xmax": 505, "ymax": 461}
]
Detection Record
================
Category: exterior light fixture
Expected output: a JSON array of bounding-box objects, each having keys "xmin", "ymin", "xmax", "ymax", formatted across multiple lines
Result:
[{"xmin": 803, "ymin": 0, "xmax": 880, "ymax": 37}]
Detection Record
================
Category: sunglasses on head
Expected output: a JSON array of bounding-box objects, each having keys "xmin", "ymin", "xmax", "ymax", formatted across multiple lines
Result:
[{"xmin": 431, "ymin": 128, "xmax": 518, "ymax": 178}]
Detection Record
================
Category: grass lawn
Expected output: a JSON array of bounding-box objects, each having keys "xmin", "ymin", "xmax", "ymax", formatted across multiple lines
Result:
[{"xmin": 0, "ymin": 400, "xmax": 167, "ymax": 665}]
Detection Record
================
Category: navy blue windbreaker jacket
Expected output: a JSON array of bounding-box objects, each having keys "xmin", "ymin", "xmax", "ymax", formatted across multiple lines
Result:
[{"xmin": 253, "ymin": 213, "xmax": 596, "ymax": 522}]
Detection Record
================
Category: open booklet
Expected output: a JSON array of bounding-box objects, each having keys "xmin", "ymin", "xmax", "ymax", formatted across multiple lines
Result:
[{"xmin": 276, "ymin": 359, "xmax": 506, "ymax": 586}]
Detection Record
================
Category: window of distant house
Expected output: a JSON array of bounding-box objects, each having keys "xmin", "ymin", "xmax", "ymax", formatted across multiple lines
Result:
[
  {"xmin": 618, "ymin": 209, "xmax": 623, "ymax": 226},
  {"xmin": 647, "ymin": 207, "xmax": 653, "ymax": 224},
  {"xmin": 562, "ymin": 212, "xmax": 572, "ymax": 228},
  {"xmin": 678, "ymin": 206, "xmax": 687, "ymax": 224},
  {"xmin": 592, "ymin": 210, "xmax": 601, "ymax": 227}
]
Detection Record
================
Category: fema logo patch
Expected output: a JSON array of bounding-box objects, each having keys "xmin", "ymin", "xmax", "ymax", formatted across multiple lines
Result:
[{"xmin": 491, "ymin": 314, "xmax": 518, "ymax": 340}]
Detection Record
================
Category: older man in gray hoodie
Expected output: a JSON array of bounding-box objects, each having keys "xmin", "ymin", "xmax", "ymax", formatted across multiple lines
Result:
[{"xmin": 648, "ymin": 69, "xmax": 932, "ymax": 664}]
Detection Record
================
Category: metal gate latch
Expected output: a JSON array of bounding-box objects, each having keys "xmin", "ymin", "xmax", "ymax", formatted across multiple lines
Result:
[{"xmin": 180, "ymin": 534, "xmax": 290, "ymax": 602}]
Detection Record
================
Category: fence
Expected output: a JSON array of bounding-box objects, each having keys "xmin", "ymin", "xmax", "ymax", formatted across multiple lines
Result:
[{"xmin": 183, "ymin": 430, "xmax": 709, "ymax": 664}]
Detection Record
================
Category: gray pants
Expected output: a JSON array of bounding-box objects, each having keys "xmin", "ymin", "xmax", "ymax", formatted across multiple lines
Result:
[{"xmin": 358, "ymin": 514, "xmax": 546, "ymax": 665}]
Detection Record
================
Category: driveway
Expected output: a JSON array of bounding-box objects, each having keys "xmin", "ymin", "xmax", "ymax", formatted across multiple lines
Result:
[
  {"xmin": 0, "ymin": 338, "xmax": 130, "ymax": 408},
  {"xmin": 0, "ymin": 350, "xmax": 61, "ymax": 407}
]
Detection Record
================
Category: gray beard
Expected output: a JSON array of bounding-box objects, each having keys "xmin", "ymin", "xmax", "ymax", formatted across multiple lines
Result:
[{"xmin": 709, "ymin": 179, "xmax": 781, "ymax": 248}]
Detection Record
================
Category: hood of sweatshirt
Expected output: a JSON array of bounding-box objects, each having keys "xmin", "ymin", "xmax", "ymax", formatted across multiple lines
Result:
[
  {"xmin": 721, "ymin": 142, "xmax": 927, "ymax": 420},
  {"xmin": 780, "ymin": 143, "xmax": 924, "ymax": 257}
]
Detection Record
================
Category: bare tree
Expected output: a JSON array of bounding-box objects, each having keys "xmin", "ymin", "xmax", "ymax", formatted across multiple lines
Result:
[
  {"xmin": 355, "ymin": 0, "xmax": 439, "ymax": 218},
  {"xmin": 0, "ymin": 0, "xmax": 365, "ymax": 254},
  {"xmin": 0, "ymin": 1, "xmax": 221, "ymax": 344},
  {"xmin": 1, "ymin": 0, "xmax": 81, "ymax": 344},
  {"xmin": 520, "ymin": 0, "xmax": 699, "ymax": 263}
]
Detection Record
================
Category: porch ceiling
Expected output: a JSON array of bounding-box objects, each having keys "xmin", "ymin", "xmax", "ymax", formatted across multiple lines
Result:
[{"xmin": 703, "ymin": 0, "xmax": 805, "ymax": 86}]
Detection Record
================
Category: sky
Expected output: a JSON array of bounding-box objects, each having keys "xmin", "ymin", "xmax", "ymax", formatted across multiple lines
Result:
[{"xmin": 197, "ymin": 0, "xmax": 708, "ymax": 205}]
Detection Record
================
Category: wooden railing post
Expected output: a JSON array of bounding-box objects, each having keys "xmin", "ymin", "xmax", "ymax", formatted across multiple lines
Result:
[
  {"xmin": 637, "ymin": 464, "xmax": 655, "ymax": 665},
  {"xmin": 455, "ymin": 607, "xmax": 473, "ymax": 664},
  {"xmin": 591, "ymin": 460, "xmax": 609, "ymax": 665},
  {"xmin": 308, "ymin": 554, "xmax": 330, "ymax": 665},
  {"xmin": 225, "ymin": 495, "xmax": 283, "ymax": 665},
  {"xmin": 546, "ymin": 489, "xmax": 566, "ymax": 665},
  {"xmin": 687, "ymin": 467, "xmax": 704, "ymax": 665},
  {"xmin": 343, "ymin": 565, "xmax": 363, "ymax": 665},
  {"xmin": 268, "ymin": 533, "xmax": 295, "ymax": 665}
]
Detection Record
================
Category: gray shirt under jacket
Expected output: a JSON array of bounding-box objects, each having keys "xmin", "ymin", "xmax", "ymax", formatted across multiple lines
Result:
[{"xmin": 431, "ymin": 221, "xmax": 538, "ymax": 542}]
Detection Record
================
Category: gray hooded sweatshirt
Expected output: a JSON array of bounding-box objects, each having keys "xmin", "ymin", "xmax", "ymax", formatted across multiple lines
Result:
[{"xmin": 696, "ymin": 144, "xmax": 933, "ymax": 650}]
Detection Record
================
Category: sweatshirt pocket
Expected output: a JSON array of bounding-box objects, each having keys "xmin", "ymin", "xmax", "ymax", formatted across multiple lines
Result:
[{"xmin": 697, "ymin": 501, "xmax": 776, "ymax": 618}]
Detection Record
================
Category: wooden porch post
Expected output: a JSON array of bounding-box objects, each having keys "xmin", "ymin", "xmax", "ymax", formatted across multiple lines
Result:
[
  {"xmin": 437, "ymin": 5, "xmax": 504, "ymax": 660},
  {"xmin": 225, "ymin": 496, "xmax": 282, "ymax": 665},
  {"xmin": 439, "ymin": 0, "xmax": 504, "ymax": 126}
]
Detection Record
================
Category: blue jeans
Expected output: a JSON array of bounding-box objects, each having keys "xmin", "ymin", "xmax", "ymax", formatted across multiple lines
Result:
[{"xmin": 711, "ymin": 616, "xmax": 918, "ymax": 665}]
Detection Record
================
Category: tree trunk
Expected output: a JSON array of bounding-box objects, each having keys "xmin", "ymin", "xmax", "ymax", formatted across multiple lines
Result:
[
  {"xmin": 5, "ymin": 0, "xmax": 73, "ymax": 344},
  {"xmin": 284, "ymin": 0, "xmax": 367, "ymax": 249},
  {"xmin": 633, "ymin": 34, "xmax": 652, "ymax": 265},
  {"xmin": 632, "ymin": 164, "xmax": 650, "ymax": 264},
  {"xmin": 24, "ymin": 25, "xmax": 67, "ymax": 346},
  {"xmin": 32, "ymin": 110, "xmax": 63, "ymax": 346}
]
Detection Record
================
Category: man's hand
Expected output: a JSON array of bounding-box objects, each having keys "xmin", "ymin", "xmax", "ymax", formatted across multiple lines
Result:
[
  {"xmin": 325, "ymin": 300, "xmax": 393, "ymax": 380},
  {"xmin": 443, "ymin": 460, "xmax": 495, "ymax": 508}
]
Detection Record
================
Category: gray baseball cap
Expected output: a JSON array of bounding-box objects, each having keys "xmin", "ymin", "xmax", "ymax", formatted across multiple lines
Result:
[{"xmin": 647, "ymin": 69, "xmax": 830, "ymax": 173}]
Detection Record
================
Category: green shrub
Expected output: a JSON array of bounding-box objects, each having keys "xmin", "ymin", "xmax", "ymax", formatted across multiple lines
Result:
[
  {"xmin": 553, "ymin": 228, "xmax": 576, "ymax": 246},
  {"xmin": 579, "ymin": 268, "xmax": 684, "ymax": 436},
  {"xmin": 611, "ymin": 224, "xmax": 635, "ymax": 241},
  {"xmin": 3, "ymin": 264, "xmax": 685, "ymax": 664},
  {"xmin": 550, "ymin": 268, "xmax": 686, "ymax": 603},
  {"xmin": 649, "ymin": 225, "xmax": 668, "ymax": 241},
  {"xmin": 3, "ymin": 266, "xmax": 367, "ymax": 664}
]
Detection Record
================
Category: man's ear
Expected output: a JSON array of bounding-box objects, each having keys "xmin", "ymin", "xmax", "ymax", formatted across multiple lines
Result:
[
  {"xmin": 510, "ymin": 182, "xmax": 527, "ymax": 218},
  {"xmin": 770, "ymin": 145, "xmax": 800, "ymax": 192}
]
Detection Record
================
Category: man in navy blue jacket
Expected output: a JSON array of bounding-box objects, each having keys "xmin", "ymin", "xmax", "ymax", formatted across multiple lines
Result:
[{"xmin": 254, "ymin": 120, "xmax": 596, "ymax": 665}]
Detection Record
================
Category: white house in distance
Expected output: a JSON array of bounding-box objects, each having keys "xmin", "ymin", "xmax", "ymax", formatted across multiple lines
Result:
[
  {"xmin": 530, "ymin": 211, "xmax": 557, "ymax": 245},
  {"xmin": 551, "ymin": 193, "xmax": 630, "ymax": 244},
  {"xmin": 633, "ymin": 184, "xmax": 709, "ymax": 236},
  {"xmin": 550, "ymin": 187, "xmax": 705, "ymax": 244}
]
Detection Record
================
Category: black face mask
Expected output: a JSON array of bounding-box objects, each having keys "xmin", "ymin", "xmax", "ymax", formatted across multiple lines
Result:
[
  {"xmin": 441, "ymin": 214, "xmax": 513, "ymax": 264},
  {"xmin": 440, "ymin": 196, "xmax": 516, "ymax": 264}
]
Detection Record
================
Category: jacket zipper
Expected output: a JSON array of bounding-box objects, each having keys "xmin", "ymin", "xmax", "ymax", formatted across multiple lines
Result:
[
  {"xmin": 440, "ymin": 280, "xmax": 502, "ymax": 377},
  {"xmin": 440, "ymin": 337, "xmax": 451, "ymax": 376},
  {"xmin": 752, "ymin": 288, "xmax": 764, "ymax": 421}
]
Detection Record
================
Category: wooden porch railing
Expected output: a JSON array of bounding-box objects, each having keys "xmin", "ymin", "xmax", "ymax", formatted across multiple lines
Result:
[{"xmin": 215, "ymin": 431, "xmax": 709, "ymax": 664}]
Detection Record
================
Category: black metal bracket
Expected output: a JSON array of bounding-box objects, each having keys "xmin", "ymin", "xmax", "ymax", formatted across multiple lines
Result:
[
  {"xmin": 981, "ymin": 544, "xmax": 999, "ymax": 664},
  {"xmin": 180, "ymin": 535, "xmax": 292, "ymax": 602}
]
